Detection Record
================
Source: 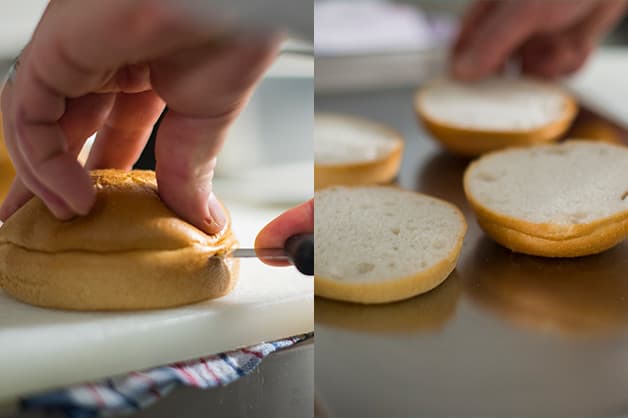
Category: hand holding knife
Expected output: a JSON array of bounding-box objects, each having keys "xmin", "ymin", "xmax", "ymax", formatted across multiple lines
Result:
[{"xmin": 229, "ymin": 233, "xmax": 314, "ymax": 276}]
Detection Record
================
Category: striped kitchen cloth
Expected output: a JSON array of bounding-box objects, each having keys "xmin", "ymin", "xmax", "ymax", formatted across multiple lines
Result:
[{"xmin": 21, "ymin": 333, "xmax": 312, "ymax": 418}]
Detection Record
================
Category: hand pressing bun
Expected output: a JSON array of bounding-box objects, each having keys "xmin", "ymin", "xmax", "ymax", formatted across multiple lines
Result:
[{"xmin": 0, "ymin": 169, "xmax": 239, "ymax": 311}]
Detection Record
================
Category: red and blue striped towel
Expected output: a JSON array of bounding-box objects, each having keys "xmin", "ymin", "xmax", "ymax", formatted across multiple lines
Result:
[{"xmin": 21, "ymin": 333, "xmax": 312, "ymax": 418}]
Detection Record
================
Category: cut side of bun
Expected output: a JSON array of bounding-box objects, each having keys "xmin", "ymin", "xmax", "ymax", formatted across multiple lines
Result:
[
  {"xmin": 415, "ymin": 77, "xmax": 577, "ymax": 156},
  {"xmin": 315, "ymin": 186, "xmax": 466, "ymax": 304},
  {"xmin": 464, "ymin": 140, "xmax": 628, "ymax": 257},
  {"xmin": 315, "ymin": 114, "xmax": 403, "ymax": 190},
  {"xmin": 0, "ymin": 169, "xmax": 239, "ymax": 311}
]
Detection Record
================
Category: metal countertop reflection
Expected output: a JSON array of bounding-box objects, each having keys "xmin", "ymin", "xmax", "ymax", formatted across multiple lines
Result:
[{"xmin": 315, "ymin": 88, "xmax": 628, "ymax": 418}]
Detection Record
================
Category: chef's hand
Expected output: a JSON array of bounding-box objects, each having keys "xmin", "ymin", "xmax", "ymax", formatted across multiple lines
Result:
[
  {"xmin": 256, "ymin": 199, "xmax": 313, "ymax": 267},
  {"xmin": 452, "ymin": 0, "xmax": 626, "ymax": 81},
  {"xmin": 0, "ymin": 0, "xmax": 280, "ymax": 235}
]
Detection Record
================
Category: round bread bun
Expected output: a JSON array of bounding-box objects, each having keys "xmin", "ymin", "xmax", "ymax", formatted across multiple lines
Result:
[
  {"xmin": 464, "ymin": 140, "xmax": 628, "ymax": 257},
  {"xmin": 314, "ymin": 113, "xmax": 403, "ymax": 190},
  {"xmin": 315, "ymin": 186, "xmax": 466, "ymax": 304},
  {"xmin": 0, "ymin": 169, "xmax": 239, "ymax": 311},
  {"xmin": 415, "ymin": 77, "xmax": 577, "ymax": 156}
]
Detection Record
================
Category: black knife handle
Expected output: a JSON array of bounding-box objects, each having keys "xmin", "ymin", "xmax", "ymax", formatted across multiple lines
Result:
[{"xmin": 284, "ymin": 233, "xmax": 314, "ymax": 276}]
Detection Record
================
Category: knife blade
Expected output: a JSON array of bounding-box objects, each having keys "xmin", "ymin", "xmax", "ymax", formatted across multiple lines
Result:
[{"xmin": 228, "ymin": 233, "xmax": 313, "ymax": 276}]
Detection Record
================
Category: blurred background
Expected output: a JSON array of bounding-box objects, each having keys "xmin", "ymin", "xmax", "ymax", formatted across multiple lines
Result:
[{"xmin": 316, "ymin": 0, "xmax": 628, "ymax": 97}]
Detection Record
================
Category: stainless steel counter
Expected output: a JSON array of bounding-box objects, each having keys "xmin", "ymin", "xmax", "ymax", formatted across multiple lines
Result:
[{"xmin": 315, "ymin": 88, "xmax": 628, "ymax": 418}]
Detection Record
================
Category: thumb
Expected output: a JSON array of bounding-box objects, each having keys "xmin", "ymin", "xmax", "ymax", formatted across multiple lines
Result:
[{"xmin": 255, "ymin": 199, "xmax": 314, "ymax": 267}]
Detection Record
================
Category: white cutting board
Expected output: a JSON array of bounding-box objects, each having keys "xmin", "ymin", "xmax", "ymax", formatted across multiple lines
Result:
[{"xmin": 0, "ymin": 201, "xmax": 313, "ymax": 403}]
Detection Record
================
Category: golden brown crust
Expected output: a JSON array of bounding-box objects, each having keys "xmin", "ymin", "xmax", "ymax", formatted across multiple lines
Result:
[
  {"xmin": 475, "ymin": 215, "xmax": 628, "ymax": 258},
  {"xmin": 315, "ymin": 146, "xmax": 403, "ymax": 190},
  {"xmin": 0, "ymin": 169, "xmax": 238, "ymax": 311},
  {"xmin": 463, "ymin": 141, "xmax": 628, "ymax": 257},
  {"xmin": 0, "ymin": 170, "xmax": 233, "ymax": 252},
  {"xmin": 314, "ymin": 114, "xmax": 404, "ymax": 190},
  {"xmin": 315, "ymin": 189, "xmax": 467, "ymax": 304},
  {"xmin": 414, "ymin": 81, "xmax": 578, "ymax": 157},
  {"xmin": 315, "ymin": 255, "xmax": 459, "ymax": 304}
]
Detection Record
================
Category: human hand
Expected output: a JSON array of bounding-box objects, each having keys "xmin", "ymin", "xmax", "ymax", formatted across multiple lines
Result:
[
  {"xmin": 0, "ymin": 0, "xmax": 281, "ymax": 235},
  {"xmin": 452, "ymin": 0, "xmax": 627, "ymax": 81},
  {"xmin": 255, "ymin": 199, "xmax": 313, "ymax": 267}
]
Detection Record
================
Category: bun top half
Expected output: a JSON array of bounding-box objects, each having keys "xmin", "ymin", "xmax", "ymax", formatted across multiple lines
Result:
[{"xmin": 0, "ymin": 169, "xmax": 234, "ymax": 254}]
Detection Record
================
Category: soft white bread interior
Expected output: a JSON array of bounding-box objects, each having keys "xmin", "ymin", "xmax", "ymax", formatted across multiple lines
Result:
[
  {"xmin": 315, "ymin": 186, "xmax": 466, "ymax": 304},
  {"xmin": 464, "ymin": 140, "xmax": 628, "ymax": 257},
  {"xmin": 315, "ymin": 114, "xmax": 403, "ymax": 189},
  {"xmin": 415, "ymin": 77, "xmax": 577, "ymax": 156},
  {"xmin": 0, "ymin": 169, "xmax": 239, "ymax": 311}
]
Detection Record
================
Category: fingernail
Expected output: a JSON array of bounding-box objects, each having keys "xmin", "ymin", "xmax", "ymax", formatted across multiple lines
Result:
[
  {"xmin": 205, "ymin": 194, "xmax": 226, "ymax": 234},
  {"xmin": 453, "ymin": 52, "xmax": 476, "ymax": 80}
]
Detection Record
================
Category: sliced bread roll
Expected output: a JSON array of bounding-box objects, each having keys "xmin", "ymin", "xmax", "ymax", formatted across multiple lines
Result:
[
  {"xmin": 315, "ymin": 114, "xmax": 403, "ymax": 190},
  {"xmin": 415, "ymin": 77, "xmax": 577, "ymax": 156},
  {"xmin": 464, "ymin": 140, "xmax": 628, "ymax": 257},
  {"xmin": 0, "ymin": 169, "xmax": 239, "ymax": 311},
  {"xmin": 315, "ymin": 186, "xmax": 467, "ymax": 304}
]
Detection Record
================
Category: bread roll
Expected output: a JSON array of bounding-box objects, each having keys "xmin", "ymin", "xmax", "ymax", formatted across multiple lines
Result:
[
  {"xmin": 464, "ymin": 140, "xmax": 628, "ymax": 257},
  {"xmin": 0, "ymin": 169, "xmax": 239, "ymax": 310},
  {"xmin": 415, "ymin": 77, "xmax": 577, "ymax": 156},
  {"xmin": 315, "ymin": 114, "xmax": 403, "ymax": 190},
  {"xmin": 315, "ymin": 186, "xmax": 466, "ymax": 304}
]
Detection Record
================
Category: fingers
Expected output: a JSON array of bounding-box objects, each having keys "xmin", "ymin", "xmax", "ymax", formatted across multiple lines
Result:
[
  {"xmin": 3, "ymin": 0, "xmax": 232, "ymax": 221},
  {"xmin": 255, "ymin": 199, "xmax": 314, "ymax": 267},
  {"xmin": 451, "ymin": 1, "xmax": 610, "ymax": 81},
  {"xmin": 86, "ymin": 91, "xmax": 165, "ymax": 170},
  {"xmin": 150, "ymin": 34, "xmax": 281, "ymax": 116},
  {"xmin": 60, "ymin": 93, "xmax": 116, "ymax": 156},
  {"xmin": 452, "ymin": 1, "xmax": 496, "ymax": 57},
  {"xmin": 576, "ymin": 0, "xmax": 627, "ymax": 43},
  {"xmin": 155, "ymin": 112, "xmax": 226, "ymax": 236},
  {"xmin": 28, "ymin": 0, "xmax": 226, "ymax": 98},
  {"xmin": 453, "ymin": 2, "xmax": 538, "ymax": 81},
  {"xmin": 0, "ymin": 93, "xmax": 114, "ymax": 220},
  {"xmin": 1, "ymin": 66, "xmax": 81, "ymax": 220},
  {"xmin": 95, "ymin": 64, "xmax": 152, "ymax": 94},
  {"xmin": 520, "ymin": 34, "xmax": 591, "ymax": 79},
  {"xmin": 155, "ymin": 35, "xmax": 280, "ymax": 235},
  {"xmin": 521, "ymin": 0, "xmax": 626, "ymax": 78}
]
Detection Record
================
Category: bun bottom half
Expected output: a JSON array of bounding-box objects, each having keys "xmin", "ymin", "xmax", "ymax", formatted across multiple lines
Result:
[
  {"xmin": 315, "ymin": 243, "xmax": 462, "ymax": 304},
  {"xmin": 0, "ymin": 245, "xmax": 239, "ymax": 311},
  {"xmin": 418, "ymin": 114, "xmax": 573, "ymax": 157},
  {"xmin": 475, "ymin": 215, "xmax": 628, "ymax": 258}
]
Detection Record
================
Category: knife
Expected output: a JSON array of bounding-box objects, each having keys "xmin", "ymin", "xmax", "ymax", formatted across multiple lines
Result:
[{"xmin": 229, "ymin": 233, "xmax": 314, "ymax": 276}]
